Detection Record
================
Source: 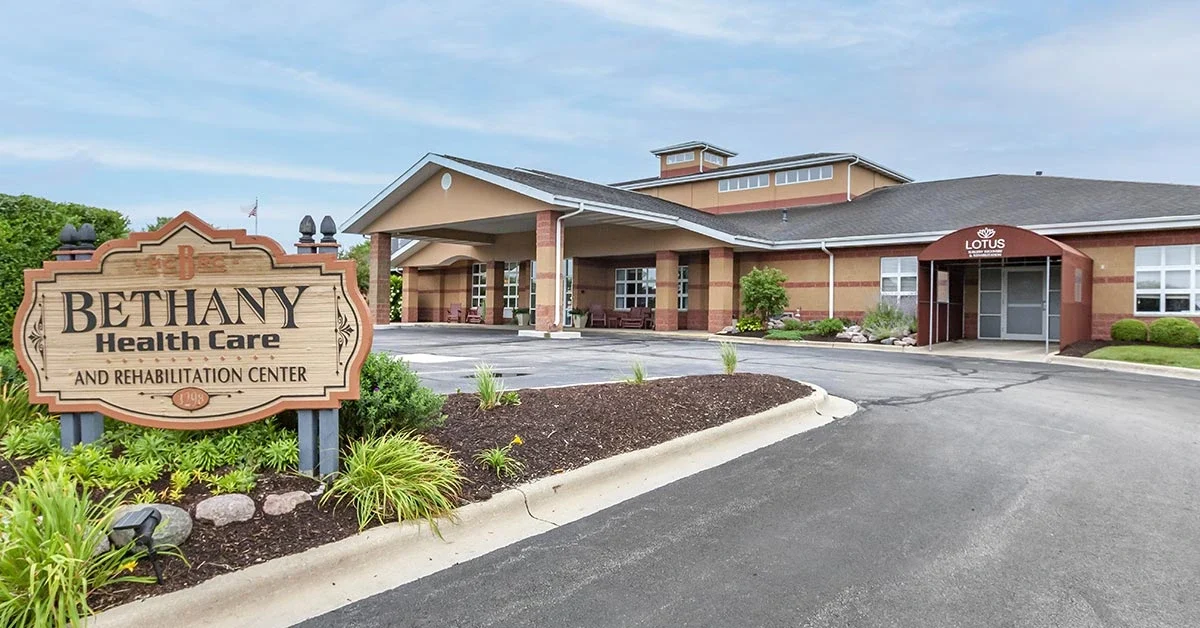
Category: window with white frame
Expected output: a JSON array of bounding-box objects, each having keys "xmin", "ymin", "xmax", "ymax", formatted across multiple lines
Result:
[
  {"xmin": 1135, "ymin": 245, "xmax": 1200, "ymax": 314},
  {"xmin": 615, "ymin": 267, "xmax": 657, "ymax": 309},
  {"xmin": 502, "ymin": 262, "xmax": 519, "ymax": 310},
  {"xmin": 470, "ymin": 263, "xmax": 486, "ymax": 309},
  {"xmin": 880, "ymin": 256, "xmax": 918, "ymax": 313},
  {"xmin": 529, "ymin": 261, "xmax": 537, "ymax": 310},
  {"xmin": 776, "ymin": 165, "xmax": 834, "ymax": 186},
  {"xmin": 718, "ymin": 173, "xmax": 770, "ymax": 193},
  {"xmin": 665, "ymin": 151, "xmax": 695, "ymax": 165},
  {"xmin": 678, "ymin": 266, "xmax": 689, "ymax": 311},
  {"xmin": 703, "ymin": 153, "xmax": 724, "ymax": 167}
]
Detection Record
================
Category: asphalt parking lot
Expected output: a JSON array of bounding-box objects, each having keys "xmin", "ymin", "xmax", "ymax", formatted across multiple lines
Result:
[{"xmin": 304, "ymin": 326, "xmax": 1200, "ymax": 627}]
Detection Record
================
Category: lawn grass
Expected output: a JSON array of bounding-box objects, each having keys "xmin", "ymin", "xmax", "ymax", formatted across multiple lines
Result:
[
  {"xmin": 1085, "ymin": 344, "xmax": 1200, "ymax": 370},
  {"xmin": 764, "ymin": 329, "xmax": 822, "ymax": 341}
]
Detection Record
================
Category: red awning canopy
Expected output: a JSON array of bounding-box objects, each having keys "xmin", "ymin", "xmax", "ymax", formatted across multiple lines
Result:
[{"xmin": 918, "ymin": 224, "xmax": 1087, "ymax": 261}]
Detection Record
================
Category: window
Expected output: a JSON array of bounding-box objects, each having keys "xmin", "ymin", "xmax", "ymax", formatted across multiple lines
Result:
[
  {"xmin": 718, "ymin": 173, "xmax": 770, "ymax": 193},
  {"xmin": 615, "ymin": 267, "xmax": 657, "ymax": 309},
  {"xmin": 776, "ymin": 165, "xmax": 834, "ymax": 186},
  {"xmin": 470, "ymin": 263, "xmax": 486, "ymax": 309},
  {"xmin": 678, "ymin": 266, "xmax": 689, "ymax": 311},
  {"xmin": 703, "ymin": 153, "xmax": 724, "ymax": 166},
  {"xmin": 1134, "ymin": 245, "xmax": 1200, "ymax": 315},
  {"xmin": 665, "ymin": 151, "xmax": 694, "ymax": 165},
  {"xmin": 529, "ymin": 260, "xmax": 536, "ymax": 310},
  {"xmin": 502, "ymin": 262, "xmax": 519, "ymax": 310},
  {"xmin": 880, "ymin": 256, "xmax": 918, "ymax": 313}
]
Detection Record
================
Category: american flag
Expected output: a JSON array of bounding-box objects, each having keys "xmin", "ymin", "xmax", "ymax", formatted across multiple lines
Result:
[{"xmin": 243, "ymin": 198, "xmax": 258, "ymax": 218}]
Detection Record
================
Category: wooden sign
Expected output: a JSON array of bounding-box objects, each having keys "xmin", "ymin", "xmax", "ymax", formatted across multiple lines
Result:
[{"xmin": 12, "ymin": 213, "xmax": 372, "ymax": 429}]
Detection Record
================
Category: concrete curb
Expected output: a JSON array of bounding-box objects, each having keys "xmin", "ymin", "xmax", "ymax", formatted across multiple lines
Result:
[
  {"xmin": 709, "ymin": 335, "xmax": 917, "ymax": 352},
  {"xmin": 90, "ymin": 386, "xmax": 856, "ymax": 628},
  {"xmin": 1046, "ymin": 354, "xmax": 1200, "ymax": 381}
]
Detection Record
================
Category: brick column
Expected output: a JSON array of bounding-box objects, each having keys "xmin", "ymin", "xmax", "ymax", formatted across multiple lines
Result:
[
  {"xmin": 655, "ymin": 251, "xmax": 679, "ymax": 331},
  {"xmin": 517, "ymin": 261, "xmax": 531, "ymax": 310},
  {"xmin": 401, "ymin": 266, "xmax": 419, "ymax": 323},
  {"xmin": 368, "ymin": 232, "xmax": 392, "ymax": 325},
  {"xmin": 483, "ymin": 261, "xmax": 505, "ymax": 324},
  {"xmin": 708, "ymin": 247, "xmax": 735, "ymax": 332},
  {"xmin": 535, "ymin": 210, "xmax": 561, "ymax": 331}
]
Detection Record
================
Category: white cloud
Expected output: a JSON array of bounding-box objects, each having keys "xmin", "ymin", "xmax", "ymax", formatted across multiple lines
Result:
[
  {"xmin": 994, "ymin": 3, "xmax": 1200, "ymax": 124},
  {"xmin": 0, "ymin": 137, "xmax": 390, "ymax": 185}
]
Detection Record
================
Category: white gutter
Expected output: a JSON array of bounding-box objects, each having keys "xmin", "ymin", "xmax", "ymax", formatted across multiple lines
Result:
[
  {"xmin": 820, "ymin": 241, "xmax": 835, "ymax": 318},
  {"xmin": 554, "ymin": 203, "xmax": 586, "ymax": 329},
  {"xmin": 845, "ymin": 156, "xmax": 861, "ymax": 202}
]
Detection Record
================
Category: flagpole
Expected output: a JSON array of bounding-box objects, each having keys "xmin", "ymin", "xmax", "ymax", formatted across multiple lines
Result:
[{"xmin": 254, "ymin": 198, "xmax": 259, "ymax": 235}]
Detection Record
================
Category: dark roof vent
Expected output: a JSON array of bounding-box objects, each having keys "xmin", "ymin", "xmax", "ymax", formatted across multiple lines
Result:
[
  {"xmin": 782, "ymin": 208, "xmax": 788, "ymax": 223},
  {"xmin": 1035, "ymin": 171, "xmax": 1043, "ymax": 176}
]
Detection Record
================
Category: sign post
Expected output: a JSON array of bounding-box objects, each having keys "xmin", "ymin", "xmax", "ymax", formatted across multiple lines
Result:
[{"xmin": 13, "ymin": 212, "xmax": 371, "ymax": 477}]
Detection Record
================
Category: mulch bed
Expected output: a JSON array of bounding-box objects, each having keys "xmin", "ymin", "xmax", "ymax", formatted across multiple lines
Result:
[{"xmin": 76, "ymin": 373, "xmax": 810, "ymax": 611}]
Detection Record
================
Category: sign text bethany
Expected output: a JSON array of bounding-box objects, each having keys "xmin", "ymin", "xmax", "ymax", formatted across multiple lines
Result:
[{"xmin": 13, "ymin": 213, "xmax": 372, "ymax": 429}]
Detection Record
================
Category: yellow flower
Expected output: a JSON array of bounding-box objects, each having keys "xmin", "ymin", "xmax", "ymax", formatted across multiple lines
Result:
[
  {"xmin": 120, "ymin": 560, "xmax": 138, "ymax": 573},
  {"xmin": 511, "ymin": 435, "xmax": 524, "ymax": 446}
]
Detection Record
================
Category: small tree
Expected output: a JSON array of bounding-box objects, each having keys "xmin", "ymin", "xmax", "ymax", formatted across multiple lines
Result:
[
  {"xmin": 339, "ymin": 241, "xmax": 371, "ymax": 296},
  {"xmin": 739, "ymin": 266, "xmax": 789, "ymax": 322},
  {"xmin": 389, "ymin": 274, "xmax": 403, "ymax": 321},
  {"xmin": 143, "ymin": 216, "xmax": 173, "ymax": 231}
]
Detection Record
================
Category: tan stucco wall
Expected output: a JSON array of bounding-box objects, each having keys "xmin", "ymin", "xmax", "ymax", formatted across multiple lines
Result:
[{"xmin": 359, "ymin": 169, "xmax": 553, "ymax": 234}]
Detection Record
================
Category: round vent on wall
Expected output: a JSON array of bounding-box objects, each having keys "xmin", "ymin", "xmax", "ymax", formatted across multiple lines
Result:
[{"xmin": 441, "ymin": 173, "xmax": 453, "ymax": 190}]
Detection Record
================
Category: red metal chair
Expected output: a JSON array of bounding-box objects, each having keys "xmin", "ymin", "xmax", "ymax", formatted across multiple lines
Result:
[
  {"xmin": 446, "ymin": 303, "xmax": 463, "ymax": 323},
  {"xmin": 587, "ymin": 304, "xmax": 609, "ymax": 328},
  {"xmin": 621, "ymin": 307, "xmax": 647, "ymax": 329},
  {"xmin": 466, "ymin": 307, "xmax": 483, "ymax": 324}
]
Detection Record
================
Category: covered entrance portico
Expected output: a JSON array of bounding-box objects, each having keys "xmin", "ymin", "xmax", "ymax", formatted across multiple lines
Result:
[{"xmin": 917, "ymin": 224, "xmax": 1093, "ymax": 350}]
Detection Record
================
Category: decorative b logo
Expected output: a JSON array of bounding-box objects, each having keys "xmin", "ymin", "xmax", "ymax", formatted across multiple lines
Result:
[{"xmin": 977, "ymin": 227, "xmax": 996, "ymax": 239}]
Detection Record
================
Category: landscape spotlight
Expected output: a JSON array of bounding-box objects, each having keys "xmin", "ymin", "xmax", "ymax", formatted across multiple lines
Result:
[{"xmin": 110, "ymin": 506, "xmax": 165, "ymax": 584}]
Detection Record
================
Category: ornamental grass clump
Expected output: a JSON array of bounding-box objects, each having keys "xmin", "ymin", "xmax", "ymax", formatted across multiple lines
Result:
[
  {"xmin": 719, "ymin": 342, "xmax": 738, "ymax": 375},
  {"xmin": 626, "ymin": 360, "xmax": 648, "ymax": 384},
  {"xmin": 0, "ymin": 468, "xmax": 155, "ymax": 626},
  {"xmin": 474, "ymin": 435, "xmax": 526, "ymax": 479},
  {"xmin": 862, "ymin": 301, "xmax": 916, "ymax": 339},
  {"xmin": 323, "ymin": 433, "xmax": 463, "ymax": 534}
]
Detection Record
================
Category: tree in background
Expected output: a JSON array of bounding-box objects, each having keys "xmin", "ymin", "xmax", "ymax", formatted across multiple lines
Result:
[
  {"xmin": 390, "ymin": 274, "xmax": 403, "ymax": 321},
  {"xmin": 143, "ymin": 216, "xmax": 172, "ymax": 231},
  {"xmin": 339, "ymin": 241, "xmax": 371, "ymax": 296},
  {"xmin": 739, "ymin": 266, "xmax": 789, "ymax": 322},
  {"xmin": 0, "ymin": 194, "xmax": 130, "ymax": 349}
]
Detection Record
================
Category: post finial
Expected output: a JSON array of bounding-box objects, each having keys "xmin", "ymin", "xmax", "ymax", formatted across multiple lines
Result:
[
  {"xmin": 320, "ymin": 216, "xmax": 337, "ymax": 243},
  {"xmin": 299, "ymin": 215, "xmax": 316, "ymax": 244}
]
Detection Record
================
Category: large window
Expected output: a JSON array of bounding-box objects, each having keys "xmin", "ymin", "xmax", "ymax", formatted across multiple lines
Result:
[
  {"xmin": 1135, "ymin": 245, "xmax": 1200, "ymax": 314},
  {"xmin": 470, "ymin": 263, "xmax": 486, "ymax": 309},
  {"xmin": 776, "ymin": 165, "xmax": 833, "ymax": 186},
  {"xmin": 880, "ymin": 256, "xmax": 918, "ymax": 313},
  {"xmin": 703, "ymin": 153, "xmax": 724, "ymax": 167},
  {"xmin": 665, "ymin": 151, "xmax": 694, "ymax": 165},
  {"xmin": 718, "ymin": 173, "xmax": 770, "ymax": 193},
  {"xmin": 615, "ymin": 267, "xmax": 657, "ymax": 309},
  {"xmin": 678, "ymin": 266, "xmax": 689, "ymax": 311},
  {"xmin": 529, "ymin": 260, "xmax": 536, "ymax": 310},
  {"xmin": 502, "ymin": 262, "xmax": 519, "ymax": 311}
]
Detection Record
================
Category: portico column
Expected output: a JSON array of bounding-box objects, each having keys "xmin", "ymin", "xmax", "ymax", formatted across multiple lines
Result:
[
  {"xmin": 655, "ymin": 251, "xmax": 679, "ymax": 331},
  {"xmin": 483, "ymin": 261, "xmax": 505, "ymax": 324},
  {"xmin": 401, "ymin": 266, "xmax": 419, "ymax": 323},
  {"xmin": 368, "ymin": 232, "xmax": 392, "ymax": 325},
  {"xmin": 708, "ymin": 247, "xmax": 736, "ymax": 332},
  {"xmin": 535, "ymin": 210, "xmax": 561, "ymax": 331}
]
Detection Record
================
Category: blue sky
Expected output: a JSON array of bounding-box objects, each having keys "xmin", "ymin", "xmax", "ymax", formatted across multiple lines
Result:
[{"xmin": 2, "ymin": 0, "xmax": 1197, "ymax": 249}]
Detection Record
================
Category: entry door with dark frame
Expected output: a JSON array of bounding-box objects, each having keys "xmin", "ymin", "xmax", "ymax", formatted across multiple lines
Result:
[{"xmin": 1002, "ymin": 267, "xmax": 1045, "ymax": 340}]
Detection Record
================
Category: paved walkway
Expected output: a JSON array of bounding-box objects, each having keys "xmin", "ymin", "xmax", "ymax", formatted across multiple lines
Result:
[{"xmin": 303, "ymin": 327, "xmax": 1200, "ymax": 627}]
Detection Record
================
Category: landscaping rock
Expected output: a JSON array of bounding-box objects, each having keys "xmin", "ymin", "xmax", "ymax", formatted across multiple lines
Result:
[
  {"xmin": 93, "ymin": 535, "xmax": 111, "ymax": 556},
  {"xmin": 836, "ymin": 331, "xmax": 854, "ymax": 340},
  {"xmin": 851, "ymin": 335, "xmax": 869, "ymax": 343},
  {"xmin": 719, "ymin": 326, "xmax": 735, "ymax": 335},
  {"xmin": 195, "ymin": 494, "xmax": 256, "ymax": 527},
  {"xmin": 881, "ymin": 338, "xmax": 895, "ymax": 345},
  {"xmin": 847, "ymin": 325, "xmax": 863, "ymax": 333},
  {"xmin": 901, "ymin": 337, "xmax": 918, "ymax": 346},
  {"xmin": 109, "ymin": 503, "xmax": 192, "ymax": 547},
  {"xmin": 263, "ymin": 491, "xmax": 312, "ymax": 516}
]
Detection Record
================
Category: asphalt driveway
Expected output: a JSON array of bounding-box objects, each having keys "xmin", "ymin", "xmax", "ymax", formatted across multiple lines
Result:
[{"xmin": 303, "ymin": 327, "xmax": 1200, "ymax": 627}]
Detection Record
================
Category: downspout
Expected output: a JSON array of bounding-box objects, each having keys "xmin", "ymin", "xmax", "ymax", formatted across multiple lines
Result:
[
  {"xmin": 820, "ymin": 241, "xmax": 834, "ymax": 318},
  {"xmin": 554, "ymin": 202, "xmax": 586, "ymax": 329},
  {"xmin": 845, "ymin": 156, "xmax": 862, "ymax": 202}
]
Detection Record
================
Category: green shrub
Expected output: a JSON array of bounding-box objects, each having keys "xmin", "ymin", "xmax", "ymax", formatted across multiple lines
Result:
[
  {"xmin": 735, "ymin": 317, "xmax": 765, "ymax": 333},
  {"xmin": 1, "ymin": 420, "xmax": 58, "ymax": 459},
  {"xmin": 390, "ymin": 274, "xmax": 403, "ymax": 321},
  {"xmin": 0, "ymin": 383, "xmax": 45, "ymax": 438},
  {"xmin": 781, "ymin": 318, "xmax": 805, "ymax": 331},
  {"xmin": 1109, "ymin": 318, "xmax": 1148, "ymax": 342},
  {"xmin": 812, "ymin": 318, "xmax": 846, "ymax": 337},
  {"xmin": 323, "ymin": 433, "xmax": 463, "ymax": 533},
  {"xmin": 1148, "ymin": 317, "xmax": 1200, "ymax": 347},
  {"xmin": 0, "ymin": 468, "xmax": 155, "ymax": 626},
  {"xmin": 0, "ymin": 194, "xmax": 129, "ymax": 350},
  {"xmin": 719, "ymin": 342, "xmax": 738, "ymax": 375},
  {"xmin": 259, "ymin": 435, "xmax": 300, "ymax": 472},
  {"xmin": 764, "ymin": 330, "xmax": 811, "ymax": 341},
  {"xmin": 739, "ymin": 267, "xmax": 789, "ymax": 322},
  {"xmin": 207, "ymin": 468, "xmax": 257, "ymax": 495},
  {"xmin": 0, "ymin": 350, "xmax": 23, "ymax": 387},
  {"xmin": 341, "ymin": 353, "xmax": 446, "ymax": 439},
  {"xmin": 862, "ymin": 301, "xmax": 916, "ymax": 339}
]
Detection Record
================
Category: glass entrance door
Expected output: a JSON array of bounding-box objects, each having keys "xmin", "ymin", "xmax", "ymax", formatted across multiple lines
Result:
[{"xmin": 1002, "ymin": 268, "xmax": 1045, "ymax": 340}]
